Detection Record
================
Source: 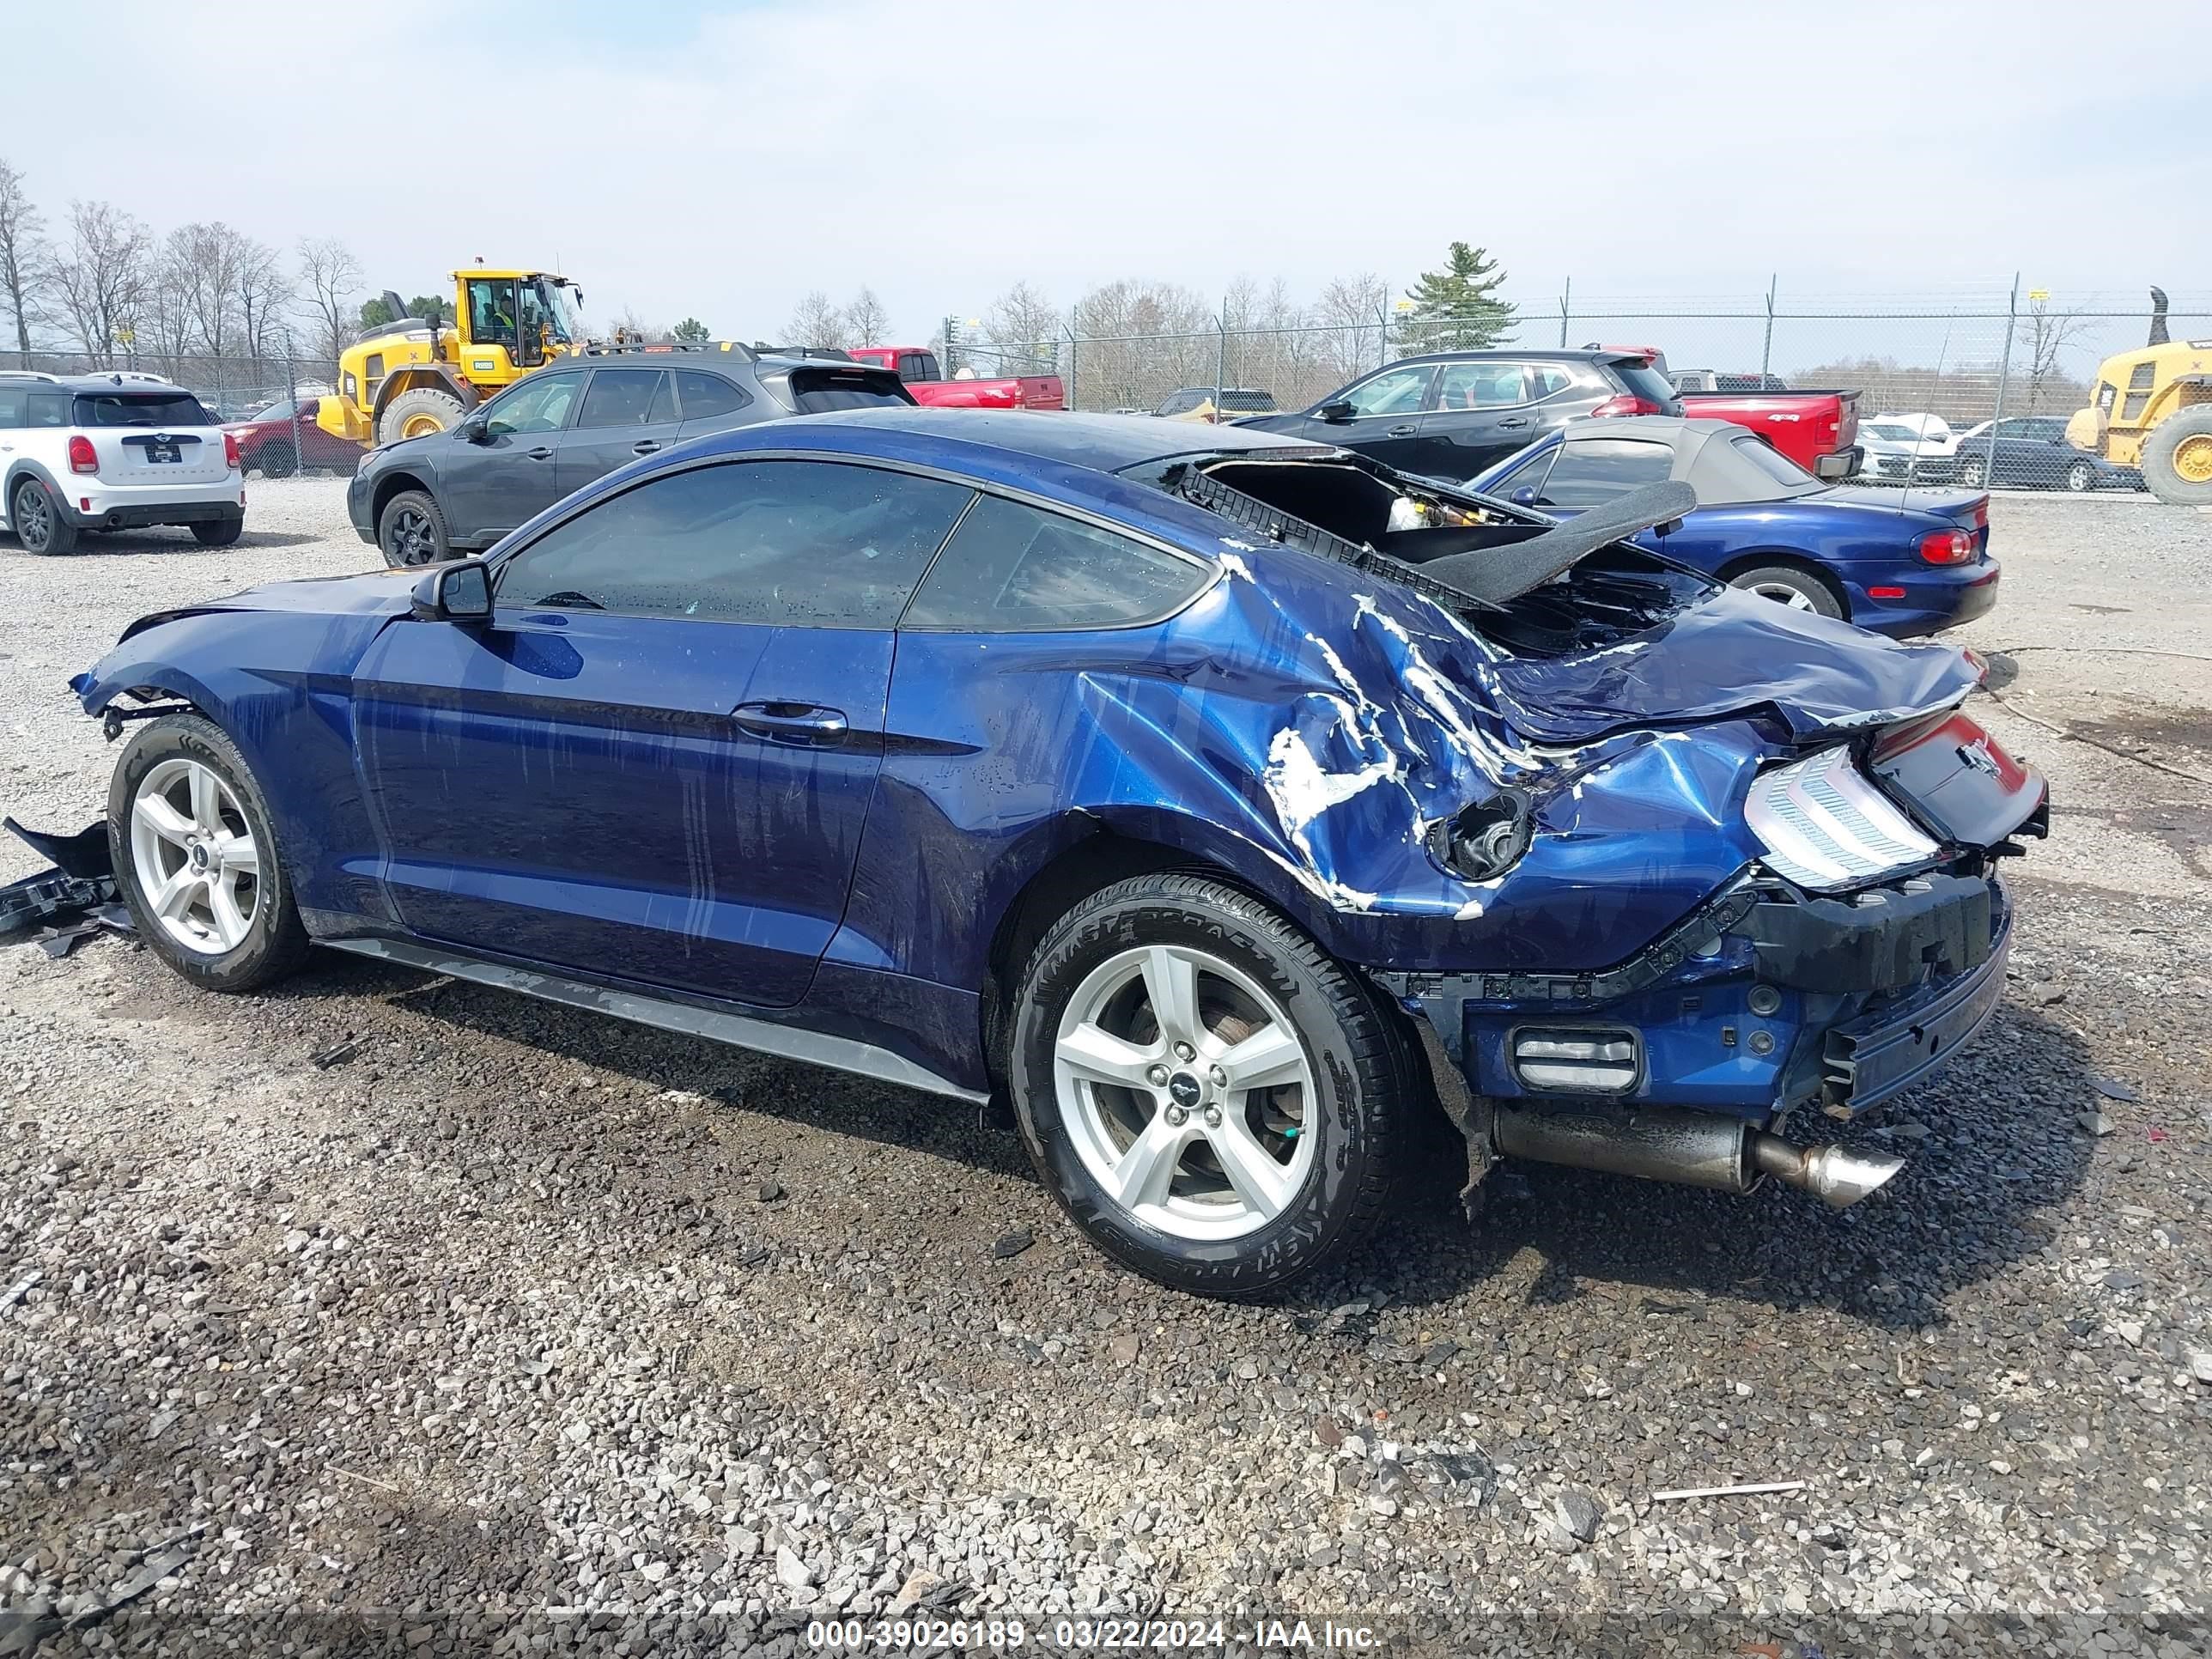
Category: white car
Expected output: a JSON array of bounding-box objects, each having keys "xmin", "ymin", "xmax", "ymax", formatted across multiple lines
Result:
[
  {"xmin": 0, "ymin": 371, "xmax": 244, "ymax": 555},
  {"xmin": 1869, "ymin": 411, "xmax": 1957, "ymax": 453}
]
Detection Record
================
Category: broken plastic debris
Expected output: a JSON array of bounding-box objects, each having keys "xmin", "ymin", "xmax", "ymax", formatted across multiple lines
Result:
[{"xmin": 1650, "ymin": 1479, "xmax": 1808, "ymax": 1501}]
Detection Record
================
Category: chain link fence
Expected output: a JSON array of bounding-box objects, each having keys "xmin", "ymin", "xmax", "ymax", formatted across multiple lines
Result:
[
  {"xmin": 0, "ymin": 343, "xmax": 335, "ymax": 423},
  {"xmin": 1017, "ymin": 285, "xmax": 2209, "ymax": 434}
]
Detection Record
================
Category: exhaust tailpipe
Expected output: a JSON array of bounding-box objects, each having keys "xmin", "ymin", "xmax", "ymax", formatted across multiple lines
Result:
[{"xmin": 1492, "ymin": 1104, "xmax": 1903, "ymax": 1209}]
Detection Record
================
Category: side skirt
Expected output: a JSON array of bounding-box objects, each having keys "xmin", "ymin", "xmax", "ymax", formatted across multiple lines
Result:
[{"xmin": 320, "ymin": 936, "xmax": 989, "ymax": 1105}]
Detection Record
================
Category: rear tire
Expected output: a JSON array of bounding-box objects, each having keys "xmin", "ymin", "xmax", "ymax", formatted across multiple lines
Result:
[
  {"xmin": 377, "ymin": 387, "xmax": 467, "ymax": 446},
  {"xmin": 258, "ymin": 443, "xmax": 297, "ymax": 480},
  {"xmin": 378, "ymin": 489, "xmax": 451, "ymax": 568},
  {"xmin": 2063, "ymin": 459, "xmax": 2095, "ymax": 493},
  {"xmin": 191, "ymin": 519, "xmax": 243, "ymax": 548},
  {"xmin": 1729, "ymin": 562, "xmax": 1845, "ymax": 618},
  {"xmin": 10, "ymin": 478, "xmax": 78, "ymax": 555},
  {"xmin": 1008, "ymin": 871, "xmax": 1406, "ymax": 1298},
  {"xmin": 107, "ymin": 713, "xmax": 310, "ymax": 994},
  {"xmin": 2141, "ymin": 408, "xmax": 2212, "ymax": 507}
]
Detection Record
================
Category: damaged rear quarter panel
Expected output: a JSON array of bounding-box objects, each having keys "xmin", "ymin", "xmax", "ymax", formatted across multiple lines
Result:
[{"xmin": 843, "ymin": 532, "xmax": 1775, "ymax": 990}]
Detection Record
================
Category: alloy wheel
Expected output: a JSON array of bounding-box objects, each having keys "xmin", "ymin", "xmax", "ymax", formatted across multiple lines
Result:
[
  {"xmin": 15, "ymin": 484, "xmax": 52, "ymax": 550},
  {"xmin": 388, "ymin": 507, "xmax": 437, "ymax": 565},
  {"xmin": 129, "ymin": 757, "xmax": 262, "ymax": 955},
  {"xmin": 1053, "ymin": 943, "xmax": 1316, "ymax": 1241},
  {"xmin": 1743, "ymin": 579, "xmax": 1818, "ymax": 611},
  {"xmin": 1958, "ymin": 458, "xmax": 1986, "ymax": 489},
  {"xmin": 2065, "ymin": 461, "xmax": 2094, "ymax": 492}
]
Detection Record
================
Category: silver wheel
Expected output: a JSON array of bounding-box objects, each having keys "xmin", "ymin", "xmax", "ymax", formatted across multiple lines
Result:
[
  {"xmin": 1053, "ymin": 943, "xmax": 1316, "ymax": 1242},
  {"xmin": 129, "ymin": 757, "xmax": 263, "ymax": 955},
  {"xmin": 1958, "ymin": 457, "xmax": 1986, "ymax": 489},
  {"xmin": 1743, "ymin": 578, "xmax": 1818, "ymax": 611}
]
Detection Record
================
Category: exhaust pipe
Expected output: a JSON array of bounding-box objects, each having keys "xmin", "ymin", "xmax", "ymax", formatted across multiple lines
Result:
[{"xmin": 1492, "ymin": 1103, "xmax": 1904, "ymax": 1209}]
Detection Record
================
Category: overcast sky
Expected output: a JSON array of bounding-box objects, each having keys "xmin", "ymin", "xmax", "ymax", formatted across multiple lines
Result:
[{"xmin": 4, "ymin": 0, "xmax": 2208, "ymax": 344}]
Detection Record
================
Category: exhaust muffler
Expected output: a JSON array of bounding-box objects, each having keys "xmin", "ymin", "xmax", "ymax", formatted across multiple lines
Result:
[{"xmin": 1492, "ymin": 1103, "xmax": 1903, "ymax": 1208}]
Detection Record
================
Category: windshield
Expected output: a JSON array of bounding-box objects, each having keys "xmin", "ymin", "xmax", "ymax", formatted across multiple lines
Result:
[
  {"xmin": 540, "ymin": 279, "xmax": 582, "ymax": 345},
  {"xmin": 73, "ymin": 392, "xmax": 210, "ymax": 427},
  {"xmin": 1863, "ymin": 422, "xmax": 1923, "ymax": 443},
  {"xmin": 787, "ymin": 368, "xmax": 910, "ymax": 413}
]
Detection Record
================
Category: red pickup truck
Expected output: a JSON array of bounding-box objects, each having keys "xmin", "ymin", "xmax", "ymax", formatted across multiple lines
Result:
[
  {"xmin": 848, "ymin": 345, "xmax": 1065, "ymax": 410},
  {"xmin": 1667, "ymin": 368, "xmax": 1862, "ymax": 479}
]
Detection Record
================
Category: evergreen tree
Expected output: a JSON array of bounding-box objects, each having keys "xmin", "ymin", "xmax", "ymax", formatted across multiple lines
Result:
[
  {"xmin": 1400, "ymin": 242, "xmax": 1515, "ymax": 354},
  {"xmin": 672, "ymin": 316, "xmax": 709, "ymax": 344}
]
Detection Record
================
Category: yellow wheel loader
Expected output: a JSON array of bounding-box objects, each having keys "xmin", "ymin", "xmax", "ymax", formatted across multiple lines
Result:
[
  {"xmin": 2065, "ymin": 288, "xmax": 2212, "ymax": 507},
  {"xmin": 317, "ymin": 265, "xmax": 591, "ymax": 448}
]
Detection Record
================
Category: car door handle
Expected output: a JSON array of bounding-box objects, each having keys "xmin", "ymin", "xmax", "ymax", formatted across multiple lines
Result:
[
  {"xmin": 731, "ymin": 701, "xmax": 849, "ymax": 745},
  {"xmin": 526, "ymin": 446, "xmax": 553, "ymax": 461},
  {"xmin": 1498, "ymin": 416, "xmax": 1531, "ymax": 429},
  {"xmin": 1387, "ymin": 423, "xmax": 1419, "ymax": 437},
  {"xmin": 631, "ymin": 440, "xmax": 664, "ymax": 456}
]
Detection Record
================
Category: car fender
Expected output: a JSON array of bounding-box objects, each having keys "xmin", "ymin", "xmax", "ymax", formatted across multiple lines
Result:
[{"xmin": 2, "ymin": 457, "xmax": 72, "ymax": 526}]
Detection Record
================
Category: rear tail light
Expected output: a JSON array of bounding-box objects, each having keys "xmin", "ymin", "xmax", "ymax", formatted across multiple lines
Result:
[
  {"xmin": 1589, "ymin": 394, "xmax": 1663, "ymax": 418},
  {"xmin": 1511, "ymin": 1030, "xmax": 1639, "ymax": 1092},
  {"xmin": 67, "ymin": 435, "xmax": 98, "ymax": 475},
  {"xmin": 1917, "ymin": 529, "xmax": 1974, "ymax": 565},
  {"xmin": 223, "ymin": 432, "xmax": 241, "ymax": 469}
]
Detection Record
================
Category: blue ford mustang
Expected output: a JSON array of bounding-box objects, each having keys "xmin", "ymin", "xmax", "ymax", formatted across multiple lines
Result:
[
  {"xmin": 1472, "ymin": 416, "xmax": 2001, "ymax": 638},
  {"xmin": 63, "ymin": 410, "xmax": 2047, "ymax": 1297}
]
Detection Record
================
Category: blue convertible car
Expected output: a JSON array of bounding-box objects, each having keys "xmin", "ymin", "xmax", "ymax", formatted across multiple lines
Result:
[
  {"xmin": 1472, "ymin": 416, "xmax": 2001, "ymax": 638},
  {"xmin": 60, "ymin": 410, "xmax": 2047, "ymax": 1296}
]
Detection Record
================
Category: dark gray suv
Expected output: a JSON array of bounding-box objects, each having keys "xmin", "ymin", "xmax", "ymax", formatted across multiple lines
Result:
[{"xmin": 348, "ymin": 347, "xmax": 915, "ymax": 565}]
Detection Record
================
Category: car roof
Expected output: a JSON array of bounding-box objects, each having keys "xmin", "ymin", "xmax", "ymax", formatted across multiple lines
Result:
[
  {"xmin": 1387, "ymin": 348, "xmax": 1644, "ymax": 368},
  {"xmin": 764, "ymin": 407, "xmax": 1317, "ymax": 469},
  {"xmin": 1533, "ymin": 415, "xmax": 1826, "ymax": 505},
  {"xmin": 0, "ymin": 372, "xmax": 196, "ymax": 394}
]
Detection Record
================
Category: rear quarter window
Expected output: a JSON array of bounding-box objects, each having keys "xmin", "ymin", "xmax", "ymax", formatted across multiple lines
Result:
[
  {"xmin": 672, "ymin": 370, "xmax": 750, "ymax": 422},
  {"xmin": 903, "ymin": 495, "xmax": 1211, "ymax": 631}
]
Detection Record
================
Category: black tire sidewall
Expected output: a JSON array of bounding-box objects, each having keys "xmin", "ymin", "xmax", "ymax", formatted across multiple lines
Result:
[
  {"xmin": 106, "ymin": 714, "xmax": 307, "ymax": 993},
  {"xmin": 191, "ymin": 520, "xmax": 243, "ymax": 547},
  {"xmin": 2142, "ymin": 411, "xmax": 2212, "ymax": 507},
  {"xmin": 1010, "ymin": 881, "xmax": 1389, "ymax": 1297},
  {"xmin": 378, "ymin": 489, "xmax": 448, "ymax": 568},
  {"xmin": 260, "ymin": 445, "xmax": 297, "ymax": 479}
]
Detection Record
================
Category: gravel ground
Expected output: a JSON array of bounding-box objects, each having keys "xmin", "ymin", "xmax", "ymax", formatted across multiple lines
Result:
[{"xmin": 2, "ymin": 483, "xmax": 2209, "ymax": 1656}]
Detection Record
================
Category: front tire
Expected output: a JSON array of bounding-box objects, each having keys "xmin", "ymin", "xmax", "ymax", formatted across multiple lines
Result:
[
  {"xmin": 378, "ymin": 489, "xmax": 450, "ymax": 568},
  {"xmin": 2141, "ymin": 408, "xmax": 2212, "ymax": 507},
  {"xmin": 2063, "ymin": 459, "xmax": 2095, "ymax": 493},
  {"xmin": 1008, "ymin": 872, "xmax": 1405, "ymax": 1298},
  {"xmin": 1729, "ymin": 562, "xmax": 1844, "ymax": 618},
  {"xmin": 107, "ymin": 714, "xmax": 310, "ymax": 994},
  {"xmin": 10, "ymin": 478, "xmax": 78, "ymax": 555},
  {"xmin": 376, "ymin": 387, "xmax": 466, "ymax": 445}
]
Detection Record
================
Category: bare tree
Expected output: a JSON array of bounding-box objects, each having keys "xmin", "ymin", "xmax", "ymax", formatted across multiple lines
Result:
[
  {"xmin": 842, "ymin": 287, "xmax": 890, "ymax": 347},
  {"xmin": 2018, "ymin": 296, "xmax": 2094, "ymax": 414},
  {"xmin": 50, "ymin": 200, "xmax": 151, "ymax": 364},
  {"xmin": 296, "ymin": 237, "xmax": 364, "ymax": 376},
  {"xmin": 983, "ymin": 281, "xmax": 1060, "ymax": 373},
  {"xmin": 234, "ymin": 237, "xmax": 289, "ymax": 376},
  {"xmin": 137, "ymin": 238, "xmax": 199, "ymax": 379},
  {"xmin": 1067, "ymin": 281, "xmax": 1213, "ymax": 410},
  {"xmin": 0, "ymin": 157, "xmax": 48, "ymax": 358},
  {"xmin": 612, "ymin": 307, "xmax": 672, "ymax": 343},
  {"xmin": 1314, "ymin": 272, "xmax": 1388, "ymax": 386},
  {"xmin": 781, "ymin": 289, "xmax": 848, "ymax": 349}
]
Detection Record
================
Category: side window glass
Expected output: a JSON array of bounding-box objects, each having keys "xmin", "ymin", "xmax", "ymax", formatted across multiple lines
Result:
[
  {"xmin": 1533, "ymin": 440, "xmax": 1673, "ymax": 507},
  {"xmin": 1435, "ymin": 362, "xmax": 1532, "ymax": 410},
  {"xmin": 468, "ymin": 278, "xmax": 520, "ymax": 349},
  {"xmin": 1339, "ymin": 366, "xmax": 1435, "ymax": 417},
  {"xmin": 672, "ymin": 370, "xmax": 749, "ymax": 422},
  {"xmin": 485, "ymin": 373, "xmax": 584, "ymax": 435},
  {"xmin": 576, "ymin": 368, "xmax": 664, "ymax": 428},
  {"xmin": 26, "ymin": 392, "xmax": 67, "ymax": 428},
  {"xmin": 904, "ymin": 495, "xmax": 1210, "ymax": 631},
  {"xmin": 496, "ymin": 460, "xmax": 972, "ymax": 627},
  {"xmin": 1482, "ymin": 447, "xmax": 1555, "ymax": 500},
  {"xmin": 0, "ymin": 388, "xmax": 24, "ymax": 428},
  {"xmin": 1529, "ymin": 364, "xmax": 1576, "ymax": 400}
]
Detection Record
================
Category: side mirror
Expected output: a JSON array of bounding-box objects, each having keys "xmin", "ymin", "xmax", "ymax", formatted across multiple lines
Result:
[
  {"xmin": 459, "ymin": 416, "xmax": 490, "ymax": 444},
  {"xmin": 410, "ymin": 558, "xmax": 493, "ymax": 623},
  {"xmin": 1510, "ymin": 485, "xmax": 1540, "ymax": 506},
  {"xmin": 1316, "ymin": 400, "xmax": 1355, "ymax": 423}
]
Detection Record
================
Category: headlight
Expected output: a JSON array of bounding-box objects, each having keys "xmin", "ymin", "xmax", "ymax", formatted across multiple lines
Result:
[{"xmin": 1745, "ymin": 745, "xmax": 1939, "ymax": 890}]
